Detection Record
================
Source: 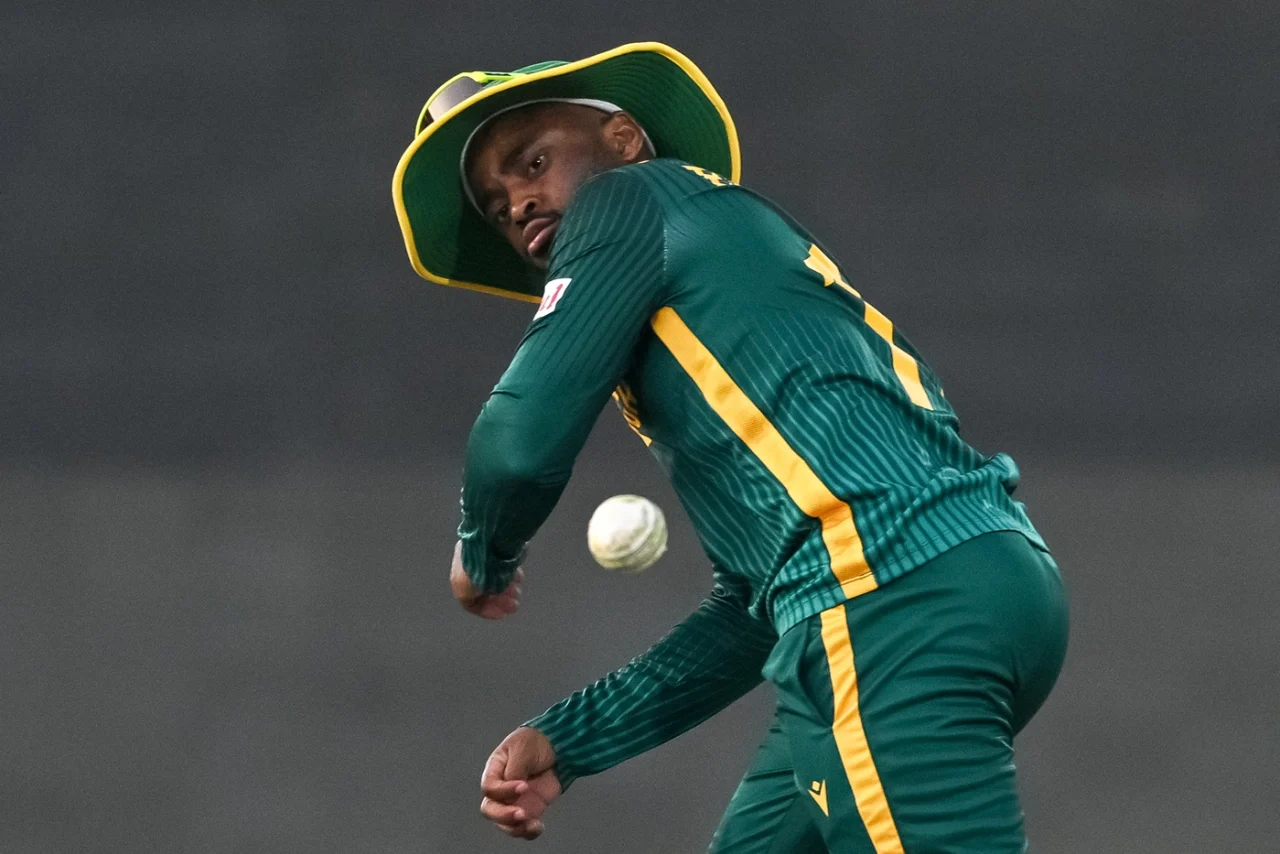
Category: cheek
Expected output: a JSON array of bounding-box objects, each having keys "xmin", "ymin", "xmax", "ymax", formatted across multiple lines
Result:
[
  {"xmin": 542, "ymin": 166, "xmax": 577, "ymax": 209},
  {"xmin": 549, "ymin": 157, "xmax": 603, "ymax": 208}
]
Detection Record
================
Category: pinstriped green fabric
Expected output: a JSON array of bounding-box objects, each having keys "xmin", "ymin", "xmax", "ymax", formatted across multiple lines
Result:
[
  {"xmin": 530, "ymin": 570, "xmax": 776, "ymax": 787},
  {"xmin": 458, "ymin": 170, "xmax": 667, "ymax": 587},
  {"xmin": 459, "ymin": 159, "xmax": 1047, "ymax": 784}
]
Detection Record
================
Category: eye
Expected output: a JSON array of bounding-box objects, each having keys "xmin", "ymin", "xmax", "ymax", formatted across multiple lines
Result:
[
  {"xmin": 492, "ymin": 203, "xmax": 510, "ymax": 225},
  {"xmin": 528, "ymin": 155, "xmax": 545, "ymax": 176}
]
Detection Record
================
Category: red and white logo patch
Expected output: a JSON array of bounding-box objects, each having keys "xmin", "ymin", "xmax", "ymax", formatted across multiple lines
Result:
[{"xmin": 534, "ymin": 277, "xmax": 571, "ymax": 320}]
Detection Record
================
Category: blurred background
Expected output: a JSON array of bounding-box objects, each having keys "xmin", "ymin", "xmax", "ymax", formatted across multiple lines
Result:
[{"xmin": 3, "ymin": 1, "xmax": 1277, "ymax": 852}]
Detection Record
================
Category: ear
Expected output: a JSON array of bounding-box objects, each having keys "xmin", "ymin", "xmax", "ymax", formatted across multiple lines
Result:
[{"xmin": 602, "ymin": 112, "xmax": 650, "ymax": 163}]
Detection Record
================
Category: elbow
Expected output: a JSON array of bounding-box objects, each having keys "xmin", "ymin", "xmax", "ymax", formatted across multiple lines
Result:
[
  {"xmin": 479, "ymin": 450, "xmax": 566, "ymax": 493},
  {"xmin": 466, "ymin": 413, "xmax": 572, "ymax": 493}
]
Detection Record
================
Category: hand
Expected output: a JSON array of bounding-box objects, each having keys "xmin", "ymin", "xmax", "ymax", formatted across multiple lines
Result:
[
  {"xmin": 480, "ymin": 726, "xmax": 562, "ymax": 840},
  {"xmin": 451, "ymin": 540, "xmax": 523, "ymax": 620}
]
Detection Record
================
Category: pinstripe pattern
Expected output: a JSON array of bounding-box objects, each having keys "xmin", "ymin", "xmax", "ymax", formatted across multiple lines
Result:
[
  {"xmin": 529, "ymin": 569, "xmax": 777, "ymax": 785},
  {"xmin": 458, "ymin": 169, "xmax": 667, "ymax": 592},
  {"xmin": 462, "ymin": 160, "xmax": 1045, "ymax": 783},
  {"xmin": 649, "ymin": 307, "xmax": 879, "ymax": 600}
]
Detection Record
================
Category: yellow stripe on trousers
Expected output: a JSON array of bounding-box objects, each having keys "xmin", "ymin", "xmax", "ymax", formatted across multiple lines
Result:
[
  {"xmin": 650, "ymin": 307, "xmax": 878, "ymax": 599},
  {"xmin": 820, "ymin": 605, "xmax": 905, "ymax": 854}
]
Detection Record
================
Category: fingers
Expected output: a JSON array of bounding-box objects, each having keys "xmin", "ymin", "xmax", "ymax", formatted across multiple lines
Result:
[
  {"xmin": 481, "ymin": 777, "xmax": 528, "ymax": 801},
  {"xmin": 480, "ymin": 727, "xmax": 551, "ymax": 840},
  {"xmin": 480, "ymin": 748, "xmax": 525, "ymax": 797},
  {"xmin": 476, "ymin": 598, "xmax": 516, "ymax": 620},
  {"xmin": 452, "ymin": 544, "xmax": 525, "ymax": 618},
  {"xmin": 497, "ymin": 818, "xmax": 544, "ymax": 840},
  {"xmin": 496, "ymin": 570, "xmax": 524, "ymax": 607},
  {"xmin": 474, "ymin": 581, "xmax": 522, "ymax": 620},
  {"xmin": 482, "ymin": 787, "xmax": 548, "ymax": 840},
  {"xmin": 481, "ymin": 796, "xmax": 529, "ymax": 825},
  {"xmin": 476, "ymin": 602, "xmax": 504, "ymax": 620},
  {"xmin": 502, "ymin": 576, "xmax": 523, "ymax": 605}
]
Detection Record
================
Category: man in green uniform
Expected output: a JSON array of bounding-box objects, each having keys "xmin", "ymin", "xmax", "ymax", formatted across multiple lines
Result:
[{"xmin": 393, "ymin": 43, "xmax": 1068, "ymax": 852}]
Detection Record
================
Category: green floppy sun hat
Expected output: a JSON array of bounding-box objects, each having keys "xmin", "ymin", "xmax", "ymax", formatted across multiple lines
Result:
[{"xmin": 392, "ymin": 42, "xmax": 740, "ymax": 303}]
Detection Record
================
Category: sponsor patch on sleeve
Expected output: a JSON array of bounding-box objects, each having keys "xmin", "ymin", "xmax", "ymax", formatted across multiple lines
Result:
[{"xmin": 533, "ymin": 277, "xmax": 571, "ymax": 320}]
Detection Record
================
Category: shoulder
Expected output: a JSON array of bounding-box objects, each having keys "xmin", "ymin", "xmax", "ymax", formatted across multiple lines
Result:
[
  {"xmin": 538, "ymin": 164, "xmax": 674, "ymax": 311},
  {"xmin": 589, "ymin": 158, "xmax": 733, "ymax": 197},
  {"xmin": 558, "ymin": 158, "xmax": 726, "ymax": 234},
  {"xmin": 552, "ymin": 163, "xmax": 668, "ymax": 256},
  {"xmin": 564, "ymin": 161, "xmax": 663, "ymax": 217}
]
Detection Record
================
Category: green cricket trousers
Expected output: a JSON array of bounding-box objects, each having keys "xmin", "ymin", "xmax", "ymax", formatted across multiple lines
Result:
[{"xmin": 710, "ymin": 531, "xmax": 1069, "ymax": 853}]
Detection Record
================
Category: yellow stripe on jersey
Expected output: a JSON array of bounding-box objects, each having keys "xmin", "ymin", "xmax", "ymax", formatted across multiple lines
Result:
[
  {"xmin": 805, "ymin": 245, "xmax": 933, "ymax": 410},
  {"xmin": 650, "ymin": 307, "xmax": 878, "ymax": 599},
  {"xmin": 820, "ymin": 605, "xmax": 905, "ymax": 854},
  {"xmin": 862, "ymin": 304, "xmax": 933, "ymax": 409}
]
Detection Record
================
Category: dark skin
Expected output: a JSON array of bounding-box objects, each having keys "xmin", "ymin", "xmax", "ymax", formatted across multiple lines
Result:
[
  {"xmin": 464, "ymin": 102, "xmax": 653, "ymax": 270},
  {"xmin": 451, "ymin": 103, "xmax": 652, "ymax": 842}
]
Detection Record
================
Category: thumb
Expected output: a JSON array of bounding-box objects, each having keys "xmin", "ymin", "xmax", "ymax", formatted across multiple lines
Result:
[{"xmin": 503, "ymin": 727, "xmax": 557, "ymax": 780}]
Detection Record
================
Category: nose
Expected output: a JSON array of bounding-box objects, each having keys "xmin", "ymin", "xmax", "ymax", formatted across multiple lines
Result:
[{"xmin": 511, "ymin": 192, "xmax": 541, "ymax": 224}]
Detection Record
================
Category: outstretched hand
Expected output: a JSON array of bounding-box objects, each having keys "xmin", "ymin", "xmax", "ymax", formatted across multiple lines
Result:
[
  {"xmin": 480, "ymin": 727, "xmax": 562, "ymax": 840},
  {"xmin": 451, "ymin": 540, "xmax": 523, "ymax": 620}
]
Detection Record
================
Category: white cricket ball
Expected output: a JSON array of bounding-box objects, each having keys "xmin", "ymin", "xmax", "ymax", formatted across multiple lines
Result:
[{"xmin": 587, "ymin": 494, "xmax": 668, "ymax": 573}]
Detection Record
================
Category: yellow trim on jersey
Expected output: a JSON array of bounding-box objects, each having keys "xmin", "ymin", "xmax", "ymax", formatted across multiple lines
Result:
[
  {"xmin": 650, "ymin": 307, "xmax": 878, "ymax": 599},
  {"xmin": 863, "ymin": 304, "xmax": 933, "ymax": 409},
  {"xmin": 682, "ymin": 164, "xmax": 733, "ymax": 186},
  {"xmin": 805, "ymin": 245, "xmax": 933, "ymax": 409},
  {"xmin": 805, "ymin": 245, "xmax": 859, "ymax": 297},
  {"xmin": 820, "ymin": 605, "xmax": 905, "ymax": 854},
  {"xmin": 612, "ymin": 385, "xmax": 653, "ymax": 446},
  {"xmin": 391, "ymin": 42, "xmax": 742, "ymax": 302}
]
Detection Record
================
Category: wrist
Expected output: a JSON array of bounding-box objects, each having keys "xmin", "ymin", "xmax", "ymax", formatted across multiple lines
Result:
[
  {"xmin": 459, "ymin": 534, "xmax": 523, "ymax": 594},
  {"xmin": 518, "ymin": 722, "xmax": 576, "ymax": 790}
]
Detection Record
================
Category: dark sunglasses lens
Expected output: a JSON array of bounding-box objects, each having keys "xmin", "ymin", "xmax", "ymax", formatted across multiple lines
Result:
[{"xmin": 428, "ymin": 77, "xmax": 487, "ymax": 122}]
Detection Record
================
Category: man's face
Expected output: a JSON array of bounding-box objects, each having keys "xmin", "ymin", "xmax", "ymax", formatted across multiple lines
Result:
[{"xmin": 465, "ymin": 104, "xmax": 643, "ymax": 270}]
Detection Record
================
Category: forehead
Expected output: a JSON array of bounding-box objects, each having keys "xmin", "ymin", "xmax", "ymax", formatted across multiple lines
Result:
[
  {"xmin": 467, "ymin": 104, "xmax": 600, "ymax": 173},
  {"xmin": 471, "ymin": 107, "xmax": 548, "ymax": 162}
]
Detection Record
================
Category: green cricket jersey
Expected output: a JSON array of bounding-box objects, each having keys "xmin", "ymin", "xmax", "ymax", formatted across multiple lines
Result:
[{"xmin": 457, "ymin": 158, "xmax": 1046, "ymax": 785}]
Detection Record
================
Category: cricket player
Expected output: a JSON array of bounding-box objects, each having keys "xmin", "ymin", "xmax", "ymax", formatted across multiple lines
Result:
[{"xmin": 393, "ymin": 43, "xmax": 1068, "ymax": 852}]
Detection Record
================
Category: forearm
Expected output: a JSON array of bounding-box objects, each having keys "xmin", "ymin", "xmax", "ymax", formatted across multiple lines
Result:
[
  {"xmin": 458, "ymin": 390, "xmax": 586, "ymax": 593},
  {"xmin": 524, "ymin": 575, "xmax": 777, "ymax": 787}
]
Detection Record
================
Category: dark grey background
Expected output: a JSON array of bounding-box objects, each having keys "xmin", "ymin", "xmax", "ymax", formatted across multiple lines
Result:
[{"xmin": 2, "ymin": 1, "xmax": 1276, "ymax": 852}]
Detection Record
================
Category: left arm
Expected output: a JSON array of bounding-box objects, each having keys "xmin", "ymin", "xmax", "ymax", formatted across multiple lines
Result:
[
  {"xmin": 478, "ymin": 569, "xmax": 777, "ymax": 839},
  {"xmin": 523, "ymin": 568, "xmax": 777, "ymax": 786}
]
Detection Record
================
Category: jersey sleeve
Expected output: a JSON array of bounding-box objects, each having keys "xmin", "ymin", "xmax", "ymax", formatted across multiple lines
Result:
[
  {"xmin": 523, "ymin": 569, "xmax": 777, "ymax": 787},
  {"xmin": 458, "ymin": 169, "xmax": 668, "ymax": 592}
]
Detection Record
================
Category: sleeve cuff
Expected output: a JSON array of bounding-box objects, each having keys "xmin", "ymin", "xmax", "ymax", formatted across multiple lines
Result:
[
  {"xmin": 459, "ymin": 532, "xmax": 523, "ymax": 594},
  {"xmin": 521, "ymin": 715, "xmax": 581, "ymax": 790}
]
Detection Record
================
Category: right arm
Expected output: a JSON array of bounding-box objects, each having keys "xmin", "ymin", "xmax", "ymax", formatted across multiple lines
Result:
[{"xmin": 456, "ymin": 168, "xmax": 668, "ymax": 597}]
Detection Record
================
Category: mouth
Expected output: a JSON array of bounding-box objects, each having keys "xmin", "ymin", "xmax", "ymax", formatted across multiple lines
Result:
[{"xmin": 522, "ymin": 216, "xmax": 559, "ymax": 260}]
